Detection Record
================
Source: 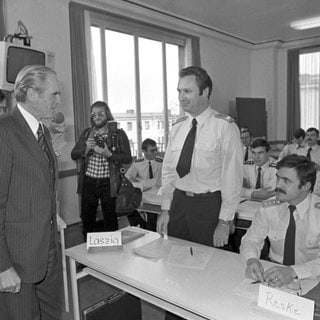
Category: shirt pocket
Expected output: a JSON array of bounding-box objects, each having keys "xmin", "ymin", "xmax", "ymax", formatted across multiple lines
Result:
[{"xmin": 268, "ymin": 226, "xmax": 286, "ymax": 255}]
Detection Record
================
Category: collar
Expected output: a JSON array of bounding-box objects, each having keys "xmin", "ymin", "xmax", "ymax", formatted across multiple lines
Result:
[
  {"xmin": 187, "ymin": 106, "xmax": 211, "ymax": 128},
  {"xmin": 292, "ymin": 193, "xmax": 311, "ymax": 220},
  {"xmin": 255, "ymin": 159, "xmax": 271, "ymax": 171},
  {"xmin": 17, "ymin": 104, "xmax": 39, "ymax": 138}
]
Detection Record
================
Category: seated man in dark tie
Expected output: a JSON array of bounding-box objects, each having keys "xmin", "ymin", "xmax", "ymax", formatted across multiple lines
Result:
[
  {"xmin": 305, "ymin": 127, "xmax": 320, "ymax": 168},
  {"xmin": 240, "ymin": 127, "xmax": 253, "ymax": 161},
  {"xmin": 242, "ymin": 138, "xmax": 277, "ymax": 200},
  {"xmin": 125, "ymin": 138, "xmax": 163, "ymax": 231},
  {"xmin": 240, "ymin": 154, "xmax": 320, "ymax": 287}
]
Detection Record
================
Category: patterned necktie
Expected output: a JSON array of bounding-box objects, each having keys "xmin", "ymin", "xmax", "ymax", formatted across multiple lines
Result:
[
  {"xmin": 306, "ymin": 147, "xmax": 312, "ymax": 161},
  {"xmin": 283, "ymin": 205, "xmax": 296, "ymax": 266},
  {"xmin": 176, "ymin": 118, "xmax": 197, "ymax": 178},
  {"xmin": 148, "ymin": 161, "xmax": 153, "ymax": 179},
  {"xmin": 255, "ymin": 167, "xmax": 262, "ymax": 189},
  {"xmin": 37, "ymin": 123, "xmax": 55, "ymax": 179},
  {"xmin": 244, "ymin": 147, "xmax": 249, "ymax": 161}
]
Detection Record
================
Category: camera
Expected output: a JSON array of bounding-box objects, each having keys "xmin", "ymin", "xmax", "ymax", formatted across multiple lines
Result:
[{"xmin": 94, "ymin": 134, "xmax": 105, "ymax": 148}]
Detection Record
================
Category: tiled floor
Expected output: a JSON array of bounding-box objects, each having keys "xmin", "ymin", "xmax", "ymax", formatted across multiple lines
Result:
[{"xmin": 62, "ymin": 217, "xmax": 165, "ymax": 320}]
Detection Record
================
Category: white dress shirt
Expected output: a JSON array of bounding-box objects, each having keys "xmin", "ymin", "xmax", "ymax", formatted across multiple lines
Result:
[
  {"xmin": 125, "ymin": 156, "xmax": 162, "ymax": 191},
  {"xmin": 278, "ymin": 142, "xmax": 308, "ymax": 161},
  {"xmin": 242, "ymin": 158, "xmax": 277, "ymax": 198},
  {"xmin": 161, "ymin": 106, "xmax": 243, "ymax": 221},
  {"xmin": 17, "ymin": 104, "xmax": 40, "ymax": 139},
  {"xmin": 240, "ymin": 193, "xmax": 320, "ymax": 280}
]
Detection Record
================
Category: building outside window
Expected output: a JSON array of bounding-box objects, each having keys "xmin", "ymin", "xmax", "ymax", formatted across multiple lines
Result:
[{"xmin": 89, "ymin": 12, "xmax": 197, "ymax": 156}]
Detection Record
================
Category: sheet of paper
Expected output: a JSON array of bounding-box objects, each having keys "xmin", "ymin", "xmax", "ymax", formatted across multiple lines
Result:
[
  {"xmin": 133, "ymin": 237, "xmax": 171, "ymax": 261},
  {"xmin": 166, "ymin": 245, "xmax": 212, "ymax": 270}
]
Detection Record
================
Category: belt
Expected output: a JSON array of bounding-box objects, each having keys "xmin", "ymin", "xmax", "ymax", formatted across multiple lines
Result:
[
  {"xmin": 177, "ymin": 189, "xmax": 220, "ymax": 199},
  {"xmin": 85, "ymin": 175, "xmax": 109, "ymax": 182}
]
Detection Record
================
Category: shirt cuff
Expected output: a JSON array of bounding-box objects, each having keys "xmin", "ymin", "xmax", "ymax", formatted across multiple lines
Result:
[{"xmin": 291, "ymin": 264, "xmax": 312, "ymax": 280}]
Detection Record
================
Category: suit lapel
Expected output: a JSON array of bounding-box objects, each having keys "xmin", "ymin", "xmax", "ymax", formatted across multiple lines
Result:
[{"xmin": 12, "ymin": 107, "xmax": 55, "ymax": 187}]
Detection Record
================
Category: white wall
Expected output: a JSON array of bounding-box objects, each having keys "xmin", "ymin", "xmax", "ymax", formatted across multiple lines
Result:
[{"xmin": 4, "ymin": 0, "xmax": 259, "ymax": 224}]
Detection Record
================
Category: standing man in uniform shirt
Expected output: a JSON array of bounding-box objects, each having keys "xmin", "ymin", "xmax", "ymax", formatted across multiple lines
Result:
[
  {"xmin": 125, "ymin": 138, "xmax": 163, "ymax": 231},
  {"xmin": 71, "ymin": 101, "xmax": 132, "ymax": 240},
  {"xmin": 240, "ymin": 127, "xmax": 253, "ymax": 161},
  {"xmin": 0, "ymin": 65, "xmax": 63, "ymax": 319},
  {"xmin": 278, "ymin": 128, "xmax": 307, "ymax": 161},
  {"xmin": 157, "ymin": 66, "xmax": 243, "ymax": 248},
  {"xmin": 240, "ymin": 155, "xmax": 320, "ymax": 287},
  {"xmin": 242, "ymin": 138, "xmax": 277, "ymax": 200},
  {"xmin": 304, "ymin": 127, "xmax": 320, "ymax": 168}
]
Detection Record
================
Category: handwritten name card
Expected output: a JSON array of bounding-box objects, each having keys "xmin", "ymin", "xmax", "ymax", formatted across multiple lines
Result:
[
  {"xmin": 258, "ymin": 284, "xmax": 314, "ymax": 320},
  {"xmin": 87, "ymin": 231, "xmax": 122, "ymax": 250}
]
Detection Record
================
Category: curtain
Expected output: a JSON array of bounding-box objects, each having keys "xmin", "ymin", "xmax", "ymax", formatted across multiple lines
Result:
[
  {"xmin": 287, "ymin": 49, "xmax": 301, "ymax": 141},
  {"xmin": 69, "ymin": 2, "xmax": 91, "ymax": 141},
  {"xmin": 299, "ymin": 51, "xmax": 320, "ymax": 129},
  {"xmin": 0, "ymin": 0, "xmax": 5, "ymax": 40}
]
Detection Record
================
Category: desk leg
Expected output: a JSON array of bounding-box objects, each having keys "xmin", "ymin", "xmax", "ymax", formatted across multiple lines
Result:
[{"xmin": 69, "ymin": 257, "xmax": 80, "ymax": 320}]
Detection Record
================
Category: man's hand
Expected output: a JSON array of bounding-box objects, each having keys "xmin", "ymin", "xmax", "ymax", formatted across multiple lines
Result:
[
  {"xmin": 245, "ymin": 258, "xmax": 265, "ymax": 283},
  {"xmin": 213, "ymin": 219, "xmax": 230, "ymax": 247},
  {"xmin": 0, "ymin": 267, "xmax": 21, "ymax": 293},
  {"xmin": 85, "ymin": 138, "xmax": 96, "ymax": 154},
  {"xmin": 94, "ymin": 145, "xmax": 112, "ymax": 157},
  {"xmin": 157, "ymin": 210, "xmax": 169, "ymax": 237},
  {"xmin": 264, "ymin": 266, "xmax": 297, "ymax": 287}
]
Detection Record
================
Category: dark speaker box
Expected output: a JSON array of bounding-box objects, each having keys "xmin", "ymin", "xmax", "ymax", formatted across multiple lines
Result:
[{"xmin": 82, "ymin": 290, "xmax": 142, "ymax": 320}]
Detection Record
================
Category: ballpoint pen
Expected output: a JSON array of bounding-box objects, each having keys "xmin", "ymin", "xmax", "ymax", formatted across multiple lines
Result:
[{"xmin": 190, "ymin": 247, "xmax": 193, "ymax": 256}]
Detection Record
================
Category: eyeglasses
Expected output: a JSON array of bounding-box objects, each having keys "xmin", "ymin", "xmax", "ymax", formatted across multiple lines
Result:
[{"xmin": 91, "ymin": 111, "xmax": 106, "ymax": 118}]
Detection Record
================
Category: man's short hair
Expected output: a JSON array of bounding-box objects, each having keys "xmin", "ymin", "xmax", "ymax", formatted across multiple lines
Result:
[
  {"xmin": 90, "ymin": 101, "xmax": 114, "ymax": 122},
  {"xmin": 142, "ymin": 138, "xmax": 157, "ymax": 151},
  {"xmin": 276, "ymin": 154, "xmax": 317, "ymax": 192},
  {"xmin": 179, "ymin": 66, "xmax": 213, "ymax": 99},
  {"xmin": 306, "ymin": 127, "xmax": 319, "ymax": 137},
  {"xmin": 250, "ymin": 138, "xmax": 271, "ymax": 152},
  {"xmin": 293, "ymin": 128, "xmax": 305, "ymax": 139},
  {"xmin": 14, "ymin": 65, "xmax": 57, "ymax": 103}
]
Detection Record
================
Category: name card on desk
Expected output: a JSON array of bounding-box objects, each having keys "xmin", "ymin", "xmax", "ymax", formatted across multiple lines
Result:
[
  {"xmin": 87, "ymin": 231, "xmax": 121, "ymax": 250},
  {"xmin": 257, "ymin": 284, "xmax": 314, "ymax": 320}
]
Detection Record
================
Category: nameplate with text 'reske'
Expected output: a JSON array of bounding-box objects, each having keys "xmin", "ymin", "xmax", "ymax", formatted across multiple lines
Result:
[
  {"xmin": 257, "ymin": 284, "xmax": 314, "ymax": 320},
  {"xmin": 87, "ymin": 231, "xmax": 122, "ymax": 250}
]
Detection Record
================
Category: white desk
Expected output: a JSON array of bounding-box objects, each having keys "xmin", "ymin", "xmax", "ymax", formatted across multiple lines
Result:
[{"xmin": 65, "ymin": 228, "xmax": 302, "ymax": 320}]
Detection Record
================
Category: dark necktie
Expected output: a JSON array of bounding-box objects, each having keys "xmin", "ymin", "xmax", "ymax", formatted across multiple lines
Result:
[
  {"xmin": 244, "ymin": 147, "xmax": 249, "ymax": 161},
  {"xmin": 306, "ymin": 147, "xmax": 312, "ymax": 161},
  {"xmin": 148, "ymin": 161, "xmax": 153, "ymax": 179},
  {"xmin": 176, "ymin": 118, "xmax": 197, "ymax": 178},
  {"xmin": 37, "ymin": 123, "xmax": 55, "ymax": 179},
  {"xmin": 255, "ymin": 167, "xmax": 262, "ymax": 189},
  {"xmin": 283, "ymin": 205, "xmax": 296, "ymax": 266}
]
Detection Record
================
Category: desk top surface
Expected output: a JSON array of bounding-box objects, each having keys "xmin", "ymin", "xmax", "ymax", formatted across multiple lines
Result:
[{"xmin": 66, "ymin": 228, "xmax": 304, "ymax": 320}]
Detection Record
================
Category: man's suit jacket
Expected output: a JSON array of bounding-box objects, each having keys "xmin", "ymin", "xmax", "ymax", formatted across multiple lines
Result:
[{"xmin": 0, "ymin": 107, "xmax": 58, "ymax": 283}]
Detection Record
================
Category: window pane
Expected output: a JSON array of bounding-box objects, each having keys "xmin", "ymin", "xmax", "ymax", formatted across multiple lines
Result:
[
  {"xmin": 300, "ymin": 52, "xmax": 320, "ymax": 129},
  {"xmin": 105, "ymin": 30, "xmax": 137, "ymax": 154},
  {"xmin": 90, "ymin": 26, "xmax": 103, "ymax": 101},
  {"xmin": 139, "ymin": 37, "xmax": 164, "ymax": 148}
]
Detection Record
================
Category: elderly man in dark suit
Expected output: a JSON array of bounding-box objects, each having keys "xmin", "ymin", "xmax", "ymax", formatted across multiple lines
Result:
[{"xmin": 0, "ymin": 65, "xmax": 63, "ymax": 319}]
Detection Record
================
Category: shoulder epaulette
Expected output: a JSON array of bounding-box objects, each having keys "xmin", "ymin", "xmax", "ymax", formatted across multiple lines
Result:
[
  {"xmin": 269, "ymin": 162, "xmax": 277, "ymax": 168},
  {"xmin": 214, "ymin": 113, "xmax": 234, "ymax": 123},
  {"xmin": 244, "ymin": 160, "xmax": 254, "ymax": 165},
  {"xmin": 155, "ymin": 157, "xmax": 163, "ymax": 163},
  {"xmin": 135, "ymin": 157, "xmax": 144, "ymax": 163},
  {"xmin": 262, "ymin": 198, "xmax": 282, "ymax": 208},
  {"xmin": 173, "ymin": 116, "xmax": 188, "ymax": 126}
]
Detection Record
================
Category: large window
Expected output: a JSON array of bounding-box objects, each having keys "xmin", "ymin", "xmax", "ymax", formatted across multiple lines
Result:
[
  {"xmin": 299, "ymin": 49, "xmax": 320, "ymax": 129},
  {"xmin": 89, "ymin": 12, "xmax": 194, "ymax": 157}
]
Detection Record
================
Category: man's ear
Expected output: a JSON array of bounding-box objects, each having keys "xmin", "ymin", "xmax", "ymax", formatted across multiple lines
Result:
[
  {"xmin": 302, "ymin": 181, "xmax": 312, "ymax": 192},
  {"xmin": 202, "ymin": 87, "xmax": 209, "ymax": 98},
  {"xmin": 26, "ymin": 88, "xmax": 38, "ymax": 102}
]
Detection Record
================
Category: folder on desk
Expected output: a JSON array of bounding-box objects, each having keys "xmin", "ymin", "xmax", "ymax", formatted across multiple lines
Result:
[{"xmin": 121, "ymin": 229, "xmax": 146, "ymax": 244}]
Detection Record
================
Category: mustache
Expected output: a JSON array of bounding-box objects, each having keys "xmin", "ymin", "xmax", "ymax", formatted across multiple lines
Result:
[{"xmin": 275, "ymin": 187, "xmax": 286, "ymax": 194}]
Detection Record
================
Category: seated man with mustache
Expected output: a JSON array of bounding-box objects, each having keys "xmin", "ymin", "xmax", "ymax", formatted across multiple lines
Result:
[{"xmin": 240, "ymin": 154, "xmax": 320, "ymax": 287}]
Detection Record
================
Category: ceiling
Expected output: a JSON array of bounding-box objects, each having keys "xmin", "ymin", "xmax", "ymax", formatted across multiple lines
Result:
[{"xmin": 122, "ymin": 0, "xmax": 320, "ymax": 44}]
